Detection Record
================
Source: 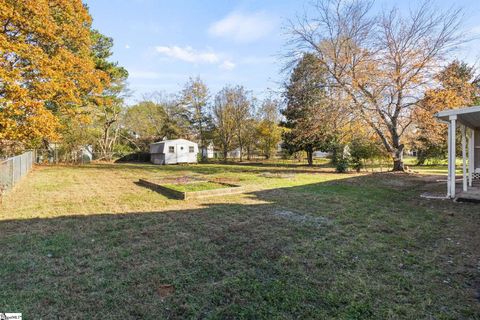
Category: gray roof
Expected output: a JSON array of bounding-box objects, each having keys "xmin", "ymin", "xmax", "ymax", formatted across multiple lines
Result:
[
  {"xmin": 436, "ymin": 106, "xmax": 480, "ymax": 129},
  {"xmin": 150, "ymin": 138, "xmax": 197, "ymax": 145}
]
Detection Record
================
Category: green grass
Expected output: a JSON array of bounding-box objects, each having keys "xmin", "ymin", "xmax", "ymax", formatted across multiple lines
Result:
[
  {"xmin": 163, "ymin": 181, "xmax": 230, "ymax": 192},
  {"xmin": 0, "ymin": 162, "xmax": 479, "ymax": 319}
]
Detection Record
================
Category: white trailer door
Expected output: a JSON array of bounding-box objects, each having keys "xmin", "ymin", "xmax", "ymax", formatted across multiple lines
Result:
[{"xmin": 176, "ymin": 144, "xmax": 189, "ymax": 163}]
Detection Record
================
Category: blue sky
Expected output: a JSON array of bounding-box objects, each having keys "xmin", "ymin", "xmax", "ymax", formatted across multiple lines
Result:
[{"xmin": 84, "ymin": 0, "xmax": 480, "ymax": 105}]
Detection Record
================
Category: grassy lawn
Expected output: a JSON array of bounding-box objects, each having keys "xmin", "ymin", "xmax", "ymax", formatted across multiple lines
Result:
[
  {"xmin": 162, "ymin": 181, "xmax": 230, "ymax": 193},
  {"xmin": 0, "ymin": 162, "xmax": 479, "ymax": 319}
]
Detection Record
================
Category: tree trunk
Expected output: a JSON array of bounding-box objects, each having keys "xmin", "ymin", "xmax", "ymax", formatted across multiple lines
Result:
[
  {"xmin": 416, "ymin": 150, "xmax": 426, "ymax": 165},
  {"xmin": 223, "ymin": 147, "xmax": 228, "ymax": 163},
  {"xmin": 199, "ymin": 127, "xmax": 207, "ymax": 162},
  {"xmin": 391, "ymin": 145, "xmax": 405, "ymax": 171},
  {"xmin": 306, "ymin": 147, "xmax": 313, "ymax": 166},
  {"xmin": 200, "ymin": 146, "xmax": 207, "ymax": 162}
]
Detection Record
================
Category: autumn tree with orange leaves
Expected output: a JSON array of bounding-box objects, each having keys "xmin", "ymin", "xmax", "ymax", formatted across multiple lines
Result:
[
  {"xmin": 412, "ymin": 60, "xmax": 480, "ymax": 163},
  {"xmin": 0, "ymin": 0, "xmax": 106, "ymax": 155}
]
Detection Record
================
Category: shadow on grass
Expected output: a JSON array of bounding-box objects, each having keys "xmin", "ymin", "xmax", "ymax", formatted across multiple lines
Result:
[
  {"xmin": 0, "ymin": 174, "xmax": 479, "ymax": 319},
  {"xmin": 134, "ymin": 179, "xmax": 183, "ymax": 200}
]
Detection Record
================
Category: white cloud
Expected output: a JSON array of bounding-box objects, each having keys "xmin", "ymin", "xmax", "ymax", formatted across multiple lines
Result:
[
  {"xmin": 208, "ymin": 11, "xmax": 278, "ymax": 43},
  {"xmin": 219, "ymin": 60, "xmax": 236, "ymax": 71},
  {"xmin": 155, "ymin": 45, "xmax": 220, "ymax": 64},
  {"xmin": 125, "ymin": 44, "xmax": 131, "ymax": 49},
  {"xmin": 154, "ymin": 45, "xmax": 236, "ymax": 71}
]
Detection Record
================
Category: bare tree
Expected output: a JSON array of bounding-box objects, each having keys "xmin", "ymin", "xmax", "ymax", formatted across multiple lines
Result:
[
  {"xmin": 213, "ymin": 87, "xmax": 237, "ymax": 162},
  {"xmin": 230, "ymin": 86, "xmax": 254, "ymax": 161},
  {"xmin": 180, "ymin": 77, "xmax": 211, "ymax": 160},
  {"xmin": 97, "ymin": 103, "xmax": 121, "ymax": 161},
  {"xmin": 288, "ymin": 0, "xmax": 464, "ymax": 171}
]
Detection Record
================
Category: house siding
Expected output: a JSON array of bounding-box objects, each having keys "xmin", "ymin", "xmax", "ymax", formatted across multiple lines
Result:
[{"xmin": 150, "ymin": 139, "xmax": 199, "ymax": 165}]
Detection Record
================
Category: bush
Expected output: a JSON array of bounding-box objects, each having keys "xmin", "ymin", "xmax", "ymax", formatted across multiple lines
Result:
[
  {"xmin": 348, "ymin": 137, "xmax": 385, "ymax": 172},
  {"xmin": 335, "ymin": 157, "xmax": 349, "ymax": 173},
  {"xmin": 329, "ymin": 142, "xmax": 349, "ymax": 172}
]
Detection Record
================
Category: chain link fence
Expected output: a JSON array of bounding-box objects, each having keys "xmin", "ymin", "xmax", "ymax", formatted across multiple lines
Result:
[{"xmin": 0, "ymin": 151, "xmax": 34, "ymax": 195}]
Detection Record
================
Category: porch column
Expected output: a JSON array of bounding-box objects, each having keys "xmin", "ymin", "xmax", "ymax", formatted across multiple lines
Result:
[
  {"xmin": 448, "ymin": 115, "xmax": 457, "ymax": 198},
  {"xmin": 469, "ymin": 128, "xmax": 474, "ymax": 187},
  {"xmin": 462, "ymin": 125, "xmax": 467, "ymax": 192},
  {"xmin": 447, "ymin": 120, "xmax": 451, "ymax": 197}
]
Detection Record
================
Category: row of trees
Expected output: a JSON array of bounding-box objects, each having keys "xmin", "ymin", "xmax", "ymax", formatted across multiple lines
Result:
[
  {"xmin": 0, "ymin": 0, "xmax": 280, "ymax": 163},
  {"xmin": 121, "ymin": 79, "xmax": 282, "ymax": 161},
  {"xmin": 2, "ymin": 0, "xmax": 475, "ymax": 171},
  {"xmin": 281, "ymin": 51, "xmax": 480, "ymax": 171},
  {"xmin": 284, "ymin": 0, "xmax": 469, "ymax": 171},
  {"xmin": 282, "ymin": 52, "xmax": 387, "ymax": 169}
]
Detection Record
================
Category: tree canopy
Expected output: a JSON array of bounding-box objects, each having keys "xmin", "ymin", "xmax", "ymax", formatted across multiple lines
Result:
[
  {"xmin": 282, "ymin": 53, "xmax": 342, "ymax": 165},
  {"xmin": 413, "ymin": 60, "xmax": 480, "ymax": 163},
  {"xmin": 288, "ymin": 0, "xmax": 464, "ymax": 170},
  {"xmin": 0, "ymin": 0, "xmax": 106, "ymax": 154}
]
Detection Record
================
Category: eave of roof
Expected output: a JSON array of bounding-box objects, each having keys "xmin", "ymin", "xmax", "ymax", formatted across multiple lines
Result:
[
  {"xmin": 150, "ymin": 139, "xmax": 197, "ymax": 145},
  {"xmin": 435, "ymin": 106, "xmax": 480, "ymax": 129}
]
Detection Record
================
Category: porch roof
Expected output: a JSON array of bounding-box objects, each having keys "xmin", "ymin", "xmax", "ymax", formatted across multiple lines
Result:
[{"xmin": 435, "ymin": 106, "xmax": 480, "ymax": 129}]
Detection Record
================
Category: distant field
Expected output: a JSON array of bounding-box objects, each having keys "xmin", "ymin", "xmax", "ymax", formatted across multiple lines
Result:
[{"xmin": 0, "ymin": 162, "xmax": 479, "ymax": 319}]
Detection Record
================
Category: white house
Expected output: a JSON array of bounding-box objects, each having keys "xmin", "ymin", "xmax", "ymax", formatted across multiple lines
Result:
[
  {"xmin": 202, "ymin": 143, "xmax": 220, "ymax": 159},
  {"xmin": 313, "ymin": 151, "xmax": 330, "ymax": 158},
  {"xmin": 150, "ymin": 139, "xmax": 198, "ymax": 165},
  {"xmin": 227, "ymin": 147, "xmax": 242, "ymax": 159},
  {"xmin": 435, "ymin": 106, "xmax": 480, "ymax": 199}
]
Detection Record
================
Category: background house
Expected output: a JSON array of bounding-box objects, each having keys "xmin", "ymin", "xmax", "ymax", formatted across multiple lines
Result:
[
  {"xmin": 202, "ymin": 143, "xmax": 222, "ymax": 159},
  {"xmin": 313, "ymin": 151, "xmax": 330, "ymax": 158},
  {"xmin": 227, "ymin": 147, "xmax": 242, "ymax": 159},
  {"xmin": 150, "ymin": 139, "xmax": 198, "ymax": 165}
]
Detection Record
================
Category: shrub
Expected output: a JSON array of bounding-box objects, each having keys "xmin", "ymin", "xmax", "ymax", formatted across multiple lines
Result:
[{"xmin": 335, "ymin": 157, "xmax": 349, "ymax": 173}]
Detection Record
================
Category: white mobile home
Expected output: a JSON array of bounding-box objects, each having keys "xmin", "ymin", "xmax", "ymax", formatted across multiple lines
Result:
[{"xmin": 150, "ymin": 139, "xmax": 198, "ymax": 165}]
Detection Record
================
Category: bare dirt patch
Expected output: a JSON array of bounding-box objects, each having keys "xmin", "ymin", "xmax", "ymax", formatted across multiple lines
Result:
[{"xmin": 157, "ymin": 284, "xmax": 175, "ymax": 300}]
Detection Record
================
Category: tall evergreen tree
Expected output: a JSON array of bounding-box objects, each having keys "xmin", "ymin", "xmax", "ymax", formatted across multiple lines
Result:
[{"xmin": 282, "ymin": 53, "xmax": 333, "ymax": 166}]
